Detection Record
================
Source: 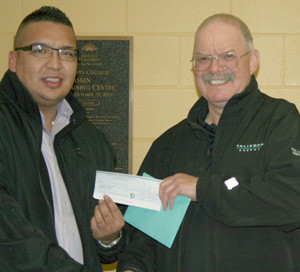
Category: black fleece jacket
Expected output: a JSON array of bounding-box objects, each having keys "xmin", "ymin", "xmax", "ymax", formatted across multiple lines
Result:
[
  {"xmin": 0, "ymin": 70, "xmax": 127, "ymax": 272},
  {"xmin": 118, "ymin": 76, "xmax": 300, "ymax": 272}
]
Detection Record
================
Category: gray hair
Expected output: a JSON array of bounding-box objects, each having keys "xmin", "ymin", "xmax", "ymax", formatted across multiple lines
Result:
[{"xmin": 193, "ymin": 13, "xmax": 254, "ymax": 56}]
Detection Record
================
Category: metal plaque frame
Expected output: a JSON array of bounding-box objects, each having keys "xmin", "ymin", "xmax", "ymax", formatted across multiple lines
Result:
[{"xmin": 73, "ymin": 36, "xmax": 133, "ymax": 174}]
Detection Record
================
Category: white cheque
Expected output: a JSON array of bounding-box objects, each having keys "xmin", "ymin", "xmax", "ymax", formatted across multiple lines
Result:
[{"xmin": 93, "ymin": 171, "xmax": 162, "ymax": 211}]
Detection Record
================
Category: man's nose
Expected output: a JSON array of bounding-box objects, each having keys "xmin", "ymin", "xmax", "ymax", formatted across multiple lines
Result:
[
  {"xmin": 209, "ymin": 56, "xmax": 225, "ymax": 73},
  {"xmin": 46, "ymin": 50, "xmax": 62, "ymax": 69}
]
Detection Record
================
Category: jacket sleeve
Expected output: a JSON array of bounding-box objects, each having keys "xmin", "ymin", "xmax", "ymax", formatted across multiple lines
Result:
[
  {"xmin": 117, "ymin": 124, "xmax": 187, "ymax": 271},
  {"xmin": 116, "ymin": 223, "xmax": 157, "ymax": 272},
  {"xmin": 0, "ymin": 131, "xmax": 87, "ymax": 271},
  {"xmin": 117, "ymin": 139, "xmax": 175, "ymax": 272},
  {"xmin": 95, "ymin": 205, "xmax": 130, "ymax": 264},
  {"xmin": 197, "ymin": 105, "xmax": 300, "ymax": 230},
  {"xmin": 0, "ymin": 193, "xmax": 87, "ymax": 272}
]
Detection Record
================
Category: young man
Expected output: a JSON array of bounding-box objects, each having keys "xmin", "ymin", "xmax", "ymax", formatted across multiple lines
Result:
[
  {"xmin": 0, "ymin": 6, "xmax": 126, "ymax": 271},
  {"xmin": 117, "ymin": 14, "xmax": 300, "ymax": 272}
]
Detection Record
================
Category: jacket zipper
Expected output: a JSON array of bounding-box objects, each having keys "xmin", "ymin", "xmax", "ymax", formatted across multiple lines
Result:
[
  {"xmin": 177, "ymin": 127, "xmax": 210, "ymax": 271},
  {"xmin": 37, "ymin": 128, "xmax": 56, "ymax": 233}
]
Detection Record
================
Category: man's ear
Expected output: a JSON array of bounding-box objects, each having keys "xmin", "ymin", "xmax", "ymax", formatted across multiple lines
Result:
[
  {"xmin": 8, "ymin": 51, "xmax": 17, "ymax": 72},
  {"xmin": 249, "ymin": 49, "xmax": 260, "ymax": 75}
]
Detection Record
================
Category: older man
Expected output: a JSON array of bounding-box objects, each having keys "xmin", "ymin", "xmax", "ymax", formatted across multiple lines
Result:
[
  {"xmin": 0, "ymin": 6, "xmax": 126, "ymax": 271},
  {"xmin": 117, "ymin": 13, "xmax": 300, "ymax": 272}
]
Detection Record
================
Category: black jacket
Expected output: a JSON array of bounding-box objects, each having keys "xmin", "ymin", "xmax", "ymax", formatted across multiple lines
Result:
[
  {"xmin": 118, "ymin": 76, "xmax": 300, "ymax": 271},
  {"xmin": 0, "ymin": 70, "xmax": 127, "ymax": 272}
]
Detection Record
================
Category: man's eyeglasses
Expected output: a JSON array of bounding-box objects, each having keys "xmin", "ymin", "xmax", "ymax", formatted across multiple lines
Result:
[
  {"xmin": 191, "ymin": 50, "xmax": 252, "ymax": 71},
  {"xmin": 14, "ymin": 44, "xmax": 79, "ymax": 62}
]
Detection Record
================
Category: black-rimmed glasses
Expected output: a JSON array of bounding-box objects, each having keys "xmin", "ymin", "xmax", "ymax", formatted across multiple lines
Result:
[{"xmin": 15, "ymin": 44, "xmax": 79, "ymax": 62}]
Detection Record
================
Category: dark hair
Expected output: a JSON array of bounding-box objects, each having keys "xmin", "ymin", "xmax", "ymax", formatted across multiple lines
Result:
[
  {"xmin": 15, "ymin": 6, "xmax": 74, "ymax": 47},
  {"xmin": 19, "ymin": 6, "xmax": 73, "ymax": 29}
]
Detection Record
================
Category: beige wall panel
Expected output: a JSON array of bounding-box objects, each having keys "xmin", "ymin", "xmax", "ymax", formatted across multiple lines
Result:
[
  {"xmin": 261, "ymin": 88, "xmax": 300, "ymax": 111},
  {"xmin": 233, "ymin": 0, "xmax": 300, "ymax": 33},
  {"xmin": 0, "ymin": 35, "xmax": 13, "ymax": 76},
  {"xmin": 132, "ymin": 141, "xmax": 153, "ymax": 174},
  {"xmin": 1, "ymin": 1, "xmax": 300, "ymax": 271},
  {"xmin": 134, "ymin": 36, "xmax": 180, "ymax": 86},
  {"xmin": 0, "ymin": 0, "xmax": 21, "ymax": 33},
  {"xmin": 133, "ymin": 89, "xmax": 200, "ymax": 139},
  {"xmin": 181, "ymin": 36, "xmax": 197, "ymax": 87},
  {"xmin": 254, "ymin": 36, "xmax": 284, "ymax": 87},
  {"xmin": 127, "ymin": 0, "xmax": 230, "ymax": 33},
  {"xmin": 285, "ymin": 37, "xmax": 300, "ymax": 86},
  {"xmin": 23, "ymin": 0, "xmax": 126, "ymax": 33}
]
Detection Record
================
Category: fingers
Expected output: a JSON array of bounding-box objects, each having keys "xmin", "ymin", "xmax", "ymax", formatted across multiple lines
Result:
[
  {"xmin": 160, "ymin": 177, "xmax": 177, "ymax": 210},
  {"xmin": 91, "ymin": 195, "xmax": 125, "ymax": 243},
  {"xmin": 159, "ymin": 173, "xmax": 198, "ymax": 210},
  {"xmin": 99, "ymin": 195, "xmax": 123, "ymax": 223},
  {"xmin": 96, "ymin": 195, "xmax": 124, "ymax": 227}
]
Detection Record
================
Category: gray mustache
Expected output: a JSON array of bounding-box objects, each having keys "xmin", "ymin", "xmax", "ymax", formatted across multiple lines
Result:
[{"xmin": 202, "ymin": 73, "xmax": 235, "ymax": 83}]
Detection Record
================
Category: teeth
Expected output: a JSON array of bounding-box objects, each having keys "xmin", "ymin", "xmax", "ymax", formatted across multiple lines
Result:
[
  {"xmin": 210, "ymin": 79, "xmax": 227, "ymax": 85},
  {"xmin": 45, "ymin": 78, "xmax": 61, "ymax": 82}
]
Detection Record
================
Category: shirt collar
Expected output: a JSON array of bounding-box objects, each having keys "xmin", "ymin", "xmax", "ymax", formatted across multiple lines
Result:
[{"xmin": 40, "ymin": 99, "xmax": 73, "ymax": 137}]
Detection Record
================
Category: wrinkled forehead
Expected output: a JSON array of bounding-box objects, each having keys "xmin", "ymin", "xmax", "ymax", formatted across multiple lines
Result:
[{"xmin": 193, "ymin": 21, "xmax": 247, "ymax": 54}]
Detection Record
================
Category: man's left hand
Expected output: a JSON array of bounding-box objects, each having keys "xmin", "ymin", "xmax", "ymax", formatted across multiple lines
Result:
[{"xmin": 91, "ymin": 195, "xmax": 125, "ymax": 244}]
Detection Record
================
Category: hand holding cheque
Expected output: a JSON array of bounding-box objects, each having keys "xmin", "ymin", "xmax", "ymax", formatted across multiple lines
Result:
[
  {"xmin": 93, "ymin": 171, "xmax": 196, "ymax": 211},
  {"xmin": 93, "ymin": 171, "xmax": 193, "ymax": 248},
  {"xmin": 91, "ymin": 195, "xmax": 125, "ymax": 244}
]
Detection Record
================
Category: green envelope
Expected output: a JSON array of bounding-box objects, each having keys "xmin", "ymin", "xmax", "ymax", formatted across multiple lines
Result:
[{"xmin": 124, "ymin": 173, "xmax": 191, "ymax": 248}]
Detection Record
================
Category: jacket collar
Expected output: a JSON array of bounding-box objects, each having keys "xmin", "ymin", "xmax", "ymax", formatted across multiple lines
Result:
[
  {"xmin": 187, "ymin": 75, "xmax": 258, "ymax": 126},
  {"xmin": 0, "ymin": 69, "xmax": 40, "ymax": 119},
  {"xmin": 0, "ymin": 69, "xmax": 86, "ymax": 128}
]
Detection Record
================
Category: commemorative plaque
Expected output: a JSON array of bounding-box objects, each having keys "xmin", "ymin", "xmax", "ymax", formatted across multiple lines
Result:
[{"xmin": 72, "ymin": 37, "xmax": 133, "ymax": 174}]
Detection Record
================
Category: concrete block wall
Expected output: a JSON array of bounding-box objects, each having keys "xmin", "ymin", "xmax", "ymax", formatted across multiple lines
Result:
[
  {"xmin": 2, "ymin": 0, "xmax": 300, "ymax": 174},
  {"xmin": 1, "ymin": 0, "xmax": 300, "ymax": 270}
]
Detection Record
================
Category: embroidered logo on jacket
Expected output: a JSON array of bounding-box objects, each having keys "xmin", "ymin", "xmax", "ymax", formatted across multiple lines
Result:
[
  {"xmin": 236, "ymin": 143, "xmax": 264, "ymax": 152},
  {"xmin": 291, "ymin": 147, "xmax": 300, "ymax": 157}
]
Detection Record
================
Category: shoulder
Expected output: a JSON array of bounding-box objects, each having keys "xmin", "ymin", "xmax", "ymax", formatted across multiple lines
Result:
[
  {"xmin": 256, "ymin": 91, "xmax": 299, "ymax": 118},
  {"xmin": 146, "ymin": 119, "xmax": 192, "ymax": 157},
  {"xmin": 154, "ymin": 119, "xmax": 189, "ymax": 143}
]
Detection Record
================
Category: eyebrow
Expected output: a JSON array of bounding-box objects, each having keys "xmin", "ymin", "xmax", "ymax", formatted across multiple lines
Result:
[
  {"xmin": 195, "ymin": 50, "xmax": 236, "ymax": 56},
  {"xmin": 60, "ymin": 46, "xmax": 77, "ymax": 50}
]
